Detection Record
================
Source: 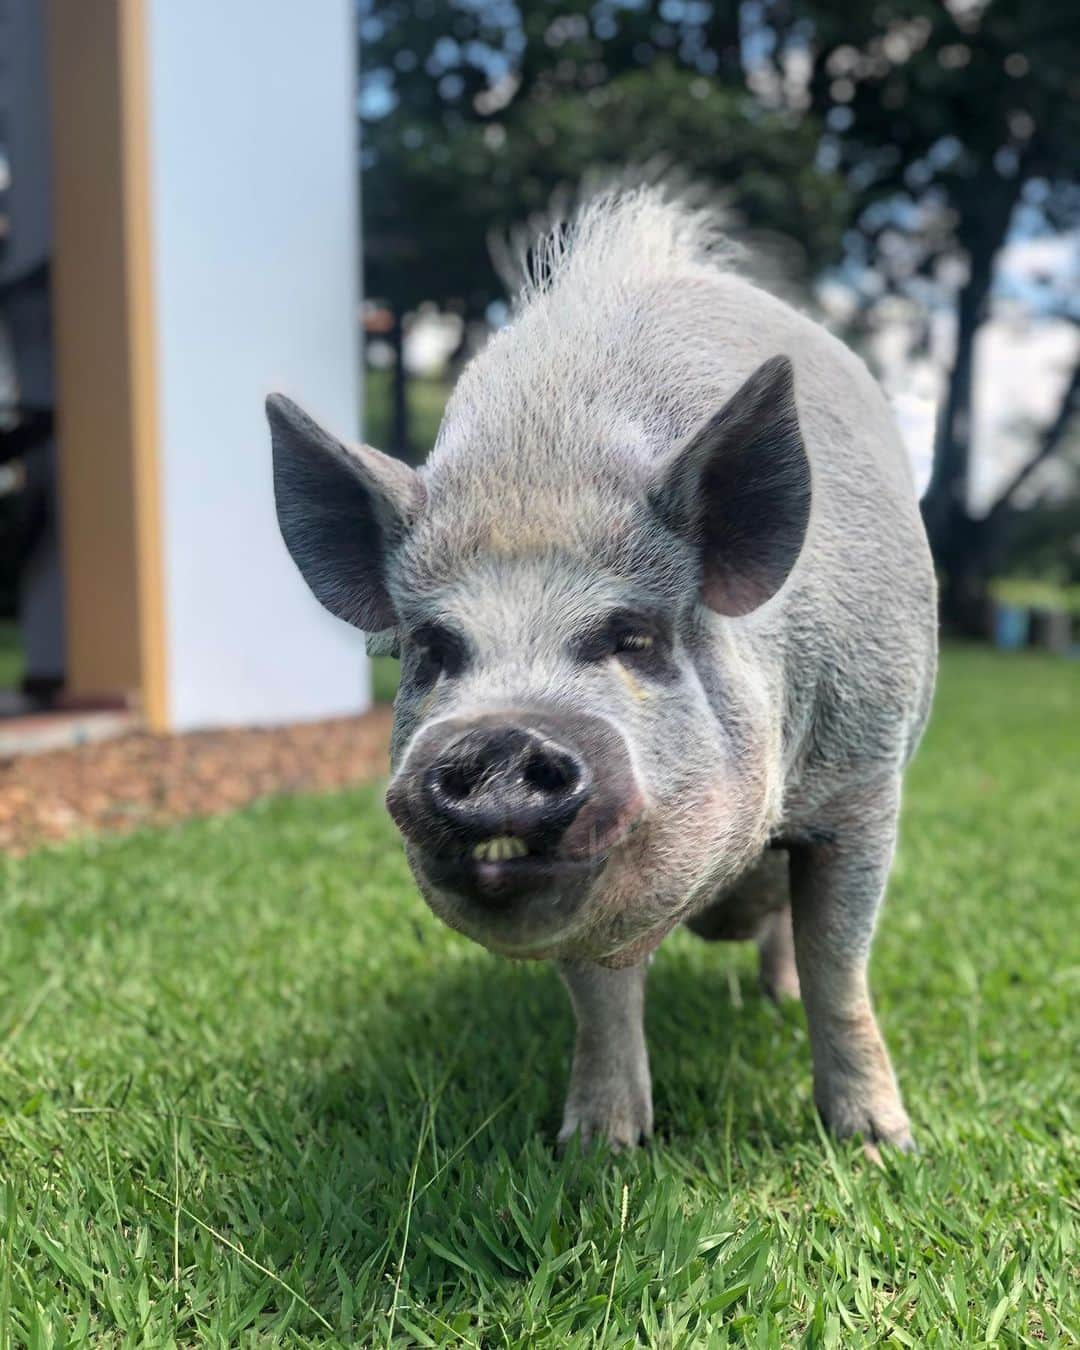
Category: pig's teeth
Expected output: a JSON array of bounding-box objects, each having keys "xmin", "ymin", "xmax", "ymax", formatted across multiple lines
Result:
[{"xmin": 472, "ymin": 836, "xmax": 528, "ymax": 862}]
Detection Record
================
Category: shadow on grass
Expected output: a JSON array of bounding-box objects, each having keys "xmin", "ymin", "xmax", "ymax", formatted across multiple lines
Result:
[
  {"xmin": 249, "ymin": 934, "xmax": 815, "ymax": 1283},
  {"xmin": 187, "ymin": 946, "xmax": 815, "ymax": 1342},
  {"xmin": 302, "ymin": 943, "xmax": 805, "ymax": 1136}
]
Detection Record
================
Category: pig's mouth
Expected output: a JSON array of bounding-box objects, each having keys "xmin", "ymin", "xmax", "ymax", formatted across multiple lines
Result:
[
  {"xmin": 416, "ymin": 831, "xmax": 613, "ymax": 910},
  {"xmin": 406, "ymin": 828, "xmax": 623, "ymax": 956}
]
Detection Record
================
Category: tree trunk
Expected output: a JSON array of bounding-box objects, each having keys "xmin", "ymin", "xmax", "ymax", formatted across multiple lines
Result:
[
  {"xmin": 922, "ymin": 234, "xmax": 1007, "ymax": 636},
  {"xmin": 939, "ymin": 543, "xmax": 994, "ymax": 640},
  {"xmin": 389, "ymin": 307, "xmax": 410, "ymax": 461},
  {"xmin": 939, "ymin": 354, "xmax": 1080, "ymax": 633},
  {"xmin": 921, "ymin": 165, "xmax": 1032, "ymax": 633},
  {"xmin": 922, "ymin": 245, "xmax": 994, "ymax": 563}
]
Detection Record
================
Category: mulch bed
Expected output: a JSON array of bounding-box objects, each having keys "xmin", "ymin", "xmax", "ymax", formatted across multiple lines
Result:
[{"xmin": 0, "ymin": 707, "xmax": 393, "ymax": 856}]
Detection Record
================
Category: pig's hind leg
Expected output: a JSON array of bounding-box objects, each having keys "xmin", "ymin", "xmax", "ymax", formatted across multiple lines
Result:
[
  {"xmin": 789, "ymin": 778, "xmax": 915, "ymax": 1153},
  {"xmin": 757, "ymin": 905, "xmax": 801, "ymax": 1004},
  {"xmin": 556, "ymin": 961, "xmax": 652, "ymax": 1151},
  {"xmin": 684, "ymin": 849, "xmax": 801, "ymax": 1003}
]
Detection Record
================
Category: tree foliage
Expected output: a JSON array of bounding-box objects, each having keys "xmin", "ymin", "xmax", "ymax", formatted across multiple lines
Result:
[
  {"xmin": 359, "ymin": 2, "xmax": 1080, "ymax": 616},
  {"xmin": 769, "ymin": 0, "xmax": 1080, "ymax": 623},
  {"xmin": 360, "ymin": 2, "xmax": 849, "ymax": 323}
]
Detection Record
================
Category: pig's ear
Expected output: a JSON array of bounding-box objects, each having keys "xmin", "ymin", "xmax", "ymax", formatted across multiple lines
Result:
[
  {"xmin": 649, "ymin": 355, "xmax": 810, "ymax": 616},
  {"xmin": 267, "ymin": 394, "xmax": 424, "ymax": 631}
]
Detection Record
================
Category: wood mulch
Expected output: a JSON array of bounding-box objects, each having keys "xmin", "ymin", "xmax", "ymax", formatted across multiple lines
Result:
[{"xmin": 0, "ymin": 707, "xmax": 393, "ymax": 856}]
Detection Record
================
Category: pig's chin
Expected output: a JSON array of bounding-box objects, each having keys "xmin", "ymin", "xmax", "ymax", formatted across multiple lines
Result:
[{"xmin": 406, "ymin": 842, "xmax": 613, "ymax": 959}]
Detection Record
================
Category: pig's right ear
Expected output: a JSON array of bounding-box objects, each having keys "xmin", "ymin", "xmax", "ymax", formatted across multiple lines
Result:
[
  {"xmin": 648, "ymin": 356, "xmax": 811, "ymax": 617},
  {"xmin": 267, "ymin": 394, "xmax": 424, "ymax": 632}
]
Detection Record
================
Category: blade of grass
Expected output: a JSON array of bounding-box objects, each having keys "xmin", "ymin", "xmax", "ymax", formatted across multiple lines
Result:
[
  {"xmin": 0, "ymin": 973, "xmax": 60, "ymax": 1068},
  {"xmin": 386, "ymin": 1100, "xmax": 433, "ymax": 1350},
  {"xmin": 142, "ymin": 1186, "xmax": 333, "ymax": 1335},
  {"xmin": 599, "ymin": 1184, "xmax": 629, "ymax": 1347}
]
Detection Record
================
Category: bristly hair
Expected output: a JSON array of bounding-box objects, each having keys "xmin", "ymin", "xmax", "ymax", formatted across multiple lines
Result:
[
  {"xmin": 490, "ymin": 172, "xmax": 743, "ymax": 313},
  {"xmin": 426, "ymin": 177, "xmax": 749, "ymax": 494},
  {"xmin": 407, "ymin": 179, "xmax": 749, "ymax": 595}
]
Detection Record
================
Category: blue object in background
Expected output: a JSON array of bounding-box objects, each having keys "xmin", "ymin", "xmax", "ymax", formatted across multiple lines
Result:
[{"xmin": 993, "ymin": 604, "xmax": 1030, "ymax": 650}]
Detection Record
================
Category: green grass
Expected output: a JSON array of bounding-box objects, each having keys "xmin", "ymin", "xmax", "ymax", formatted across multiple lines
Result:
[
  {"xmin": 1, "ymin": 647, "xmax": 1077, "ymax": 1347},
  {"xmin": 371, "ymin": 654, "xmax": 400, "ymax": 706},
  {"xmin": 0, "ymin": 620, "xmax": 21, "ymax": 690},
  {"xmin": 364, "ymin": 369, "xmax": 451, "ymax": 463}
]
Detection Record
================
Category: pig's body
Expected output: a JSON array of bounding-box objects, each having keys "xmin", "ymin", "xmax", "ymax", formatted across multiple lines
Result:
[
  {"xmin": 679, "ymin": 272, "xmax": 937, "ymax": 918},
  {"xmin": 270, "ymin": 188, "xmax": 937, "ymax": 1154}
]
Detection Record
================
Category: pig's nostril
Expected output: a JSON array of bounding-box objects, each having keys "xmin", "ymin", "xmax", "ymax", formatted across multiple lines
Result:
[
  {"xmin": 436, "ymin": 759, "xmax": 480, "ymax": 802},
  {"xmin": 523, "ymin": 746, "xmax": 579, "ymax": 795}
]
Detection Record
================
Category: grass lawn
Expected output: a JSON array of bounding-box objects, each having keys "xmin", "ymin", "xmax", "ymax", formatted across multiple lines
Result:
[
  {"xmin": 363, "ymin": 369, "xmax": 451, "ymax": 464},
  {"xmin": 1, "ymin": 647, "xmax": 1076, "ymax": 1346},
  {"xmin": 370, "ymin": 655, "xmax": 401, "ymax": 707},
  {"xmin": 0, "ymin": 621, "xmax": 21, "ymax": 691}
]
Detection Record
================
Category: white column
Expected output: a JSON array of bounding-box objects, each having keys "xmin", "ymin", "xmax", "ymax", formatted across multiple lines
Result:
[{"xmin": 146, "ymin": 0, "xmax": 367, "ymax": 729}]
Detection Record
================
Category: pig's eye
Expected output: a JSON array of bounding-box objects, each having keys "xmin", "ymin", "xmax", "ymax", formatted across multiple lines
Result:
[
  {"xmin": 577, "ymin": 611, "xmax": 669, "ymax": 673},
  {"xmin": 614, "ymin": 631, "xmax": 654, "ymax": 655},
  {"xmin": 410, "ymin": 623, "xmax": 465, "ymax": 685}
]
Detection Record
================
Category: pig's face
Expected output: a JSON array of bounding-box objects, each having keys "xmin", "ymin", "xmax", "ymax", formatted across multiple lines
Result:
[
  {"xmin": 383, "ymin": 554, "xmax": 722, "ymax": 962},
  {"xmin": 268, "ymin": 356, "xmax": 810, "ymax": 964}
]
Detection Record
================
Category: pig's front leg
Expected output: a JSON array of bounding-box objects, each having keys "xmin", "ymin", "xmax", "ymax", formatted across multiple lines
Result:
[
  {"xmin": 790, "ymin": 780, "xmax": 915, "ymax": 1153},
  {"xmin": 556, "ymin": 961, "xmax": 652, "ymax": 1151}
]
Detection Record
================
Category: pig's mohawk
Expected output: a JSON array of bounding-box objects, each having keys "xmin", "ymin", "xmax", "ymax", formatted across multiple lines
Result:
[{"xmin": 490, "ymin": 174, "xmax": 742, "ymax": 312}]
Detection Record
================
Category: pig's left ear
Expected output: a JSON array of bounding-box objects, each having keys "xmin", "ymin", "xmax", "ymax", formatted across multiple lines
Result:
[
  {"xmin": 267, "ymin": 393, "xmax": 424, "ymax": 633},
  {"xmin": 648, "ymin": 355, "xmax": 810, "ymax": 616}
]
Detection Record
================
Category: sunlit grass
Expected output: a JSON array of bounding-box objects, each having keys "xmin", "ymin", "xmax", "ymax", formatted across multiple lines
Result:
[{"xmin": 0, "ymin": 647, "xmax": 1076, "ymax": 1345}]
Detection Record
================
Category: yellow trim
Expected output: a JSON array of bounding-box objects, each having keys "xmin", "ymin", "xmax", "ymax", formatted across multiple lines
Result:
[
  {"xmin": 46, "ymin": 0, "xmax": 168, "ymax": 726},
  {"xmin": 120, "ymin": 0, "xmax": 168, "ymax": 729}
]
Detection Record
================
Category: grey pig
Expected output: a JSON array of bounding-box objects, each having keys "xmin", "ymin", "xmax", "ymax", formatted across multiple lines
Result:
[{"xmin": 267, "ymin": 187, "xmax": 936, "ymax": 1153}]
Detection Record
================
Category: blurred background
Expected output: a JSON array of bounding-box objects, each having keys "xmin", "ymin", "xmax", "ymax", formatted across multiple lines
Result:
[{"xmin": 1, "ymin": 0, "xmax": 1078, "ymax": 753}]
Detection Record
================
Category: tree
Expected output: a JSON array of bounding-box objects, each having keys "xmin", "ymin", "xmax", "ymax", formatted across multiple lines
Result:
[
  {"xmin": 765, "ymin": 0, "xmax": 1080, "ymax": 629},
  {"xmin": 358, "ymin": 1, "xmax": 848, "ymax": 457}
]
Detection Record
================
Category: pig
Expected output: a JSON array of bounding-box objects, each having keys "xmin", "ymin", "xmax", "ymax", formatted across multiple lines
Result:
[{"xmin": 267, "ymin": 187, "xmax": 937, "ymax": 1154}]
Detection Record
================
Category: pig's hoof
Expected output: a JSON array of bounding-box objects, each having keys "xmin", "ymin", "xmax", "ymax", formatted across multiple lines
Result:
[
  {"xmin": 819, "ymin": 1093, "xmax": 917, "ymax": 1155},
  {"xmin": 557, "ymin": 1090, "xmax": 653, "ymax": 1154}
]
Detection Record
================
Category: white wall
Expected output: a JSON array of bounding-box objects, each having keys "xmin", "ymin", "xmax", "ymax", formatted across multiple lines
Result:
[{"xmin": 146, "ymin": 0, "xmax": 367, "ymax": 729}]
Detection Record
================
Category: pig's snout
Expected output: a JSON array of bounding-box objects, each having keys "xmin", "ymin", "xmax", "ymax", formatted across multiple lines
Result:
[
  {"xmin": 388, "ymin": 709, "xmax": 647, "ymax": 937},
  {"xmin": 423, "ymin": 726, "xmax": 590, "ymax": 849}
]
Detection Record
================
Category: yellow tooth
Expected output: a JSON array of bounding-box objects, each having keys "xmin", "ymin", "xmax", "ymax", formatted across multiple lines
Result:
[{"xmin": 472, "ymin": 835, "xmax": 528, "ymax": 862}]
